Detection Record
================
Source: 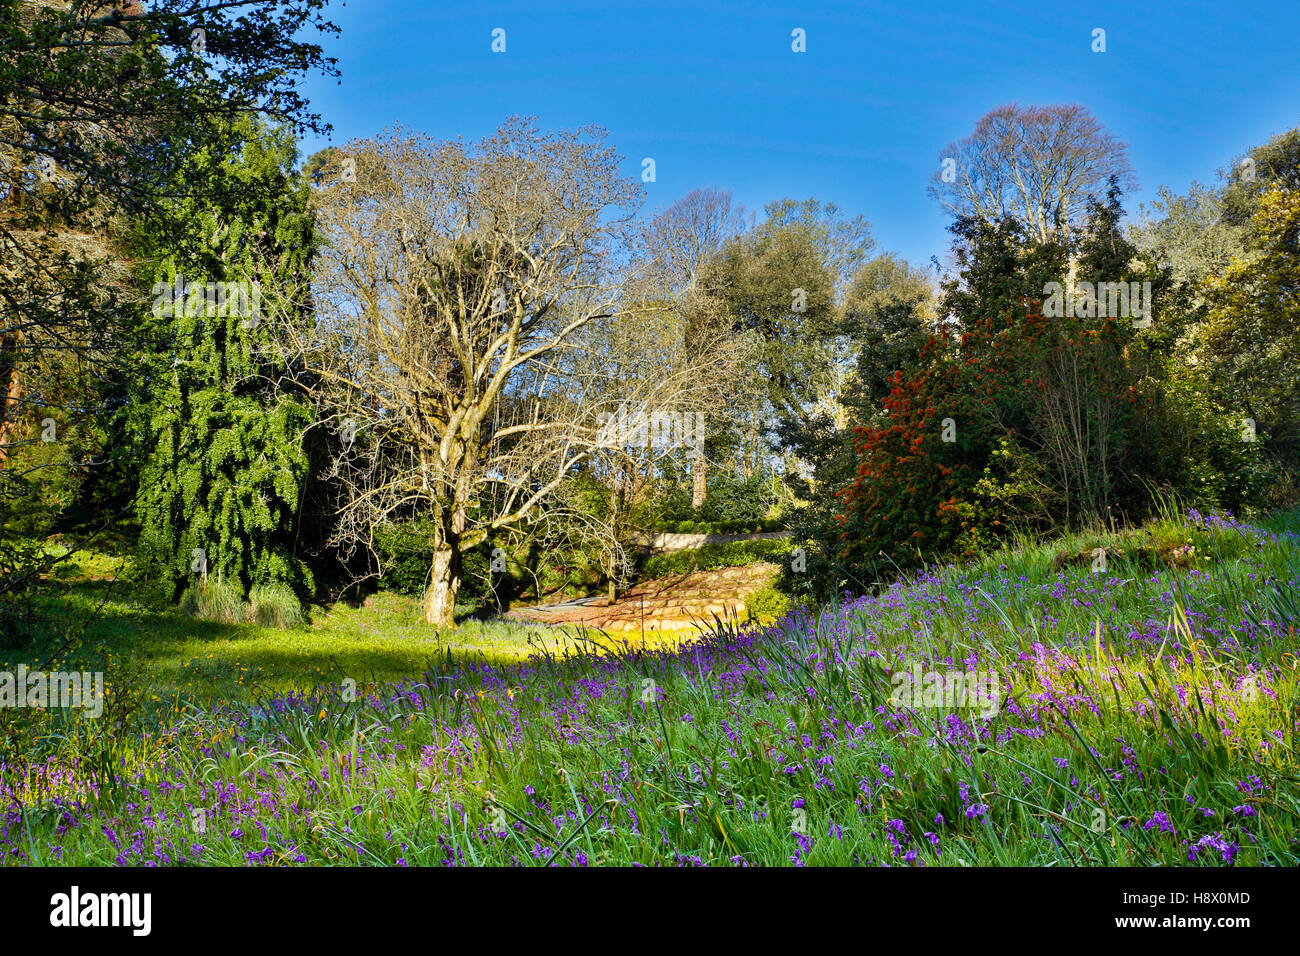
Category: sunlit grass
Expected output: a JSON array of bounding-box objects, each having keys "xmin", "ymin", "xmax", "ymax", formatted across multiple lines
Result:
[
  {"xmin": 3, "ymin": 574, "xmax": 701, "ymax": 702},
  {"xmin": 3, "ymin": 507, "xmax": 1297, "ymax": 866}
]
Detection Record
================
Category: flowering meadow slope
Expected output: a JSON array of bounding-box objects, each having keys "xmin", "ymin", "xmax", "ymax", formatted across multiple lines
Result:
[{"xmin": 4, "ymin": 510, "xmax": 1298, "ymax": 866}]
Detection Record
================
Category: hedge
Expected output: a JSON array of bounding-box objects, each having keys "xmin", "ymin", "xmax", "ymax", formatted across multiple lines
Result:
[{"xmin": 641, "ymin": 537, "xmax": 793, "ymax": 579}]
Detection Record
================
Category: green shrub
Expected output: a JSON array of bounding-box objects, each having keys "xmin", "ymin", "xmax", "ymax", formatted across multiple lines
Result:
[
  {"xmin": 372, "ymin": 519, "xmax": 497, "ymax": 606},
  {"xmin": 745, "ymin": 585, "xmax": 791, "ymax": 625},
  {"xmin": 178, "ymin": 579, "xmax": 245, "ymax": 624},
  {"xmin": 642, "ymin": 537, "xmax": 793, "ymax": 578},
  {"xmin": 697, "ymin": 471, "xmax": 777, "ymax": 524},
  {"xmin": 653, "ymin": 517, "xmax": 786, "ymax": 535},
  {"xmin": 0, "ymin": 435, "xmax": 87, "ymax": 538},
  {"xmin": 372, "ymin": 519, "xmax": 436, "ymax": 596},
  {"xmin": 1148, "ymin": 374, "xmax": 1271, "ymax": 514},
  {"xmin": 249, "ymin": 583, "xmax": 305, "ymax": 628}
]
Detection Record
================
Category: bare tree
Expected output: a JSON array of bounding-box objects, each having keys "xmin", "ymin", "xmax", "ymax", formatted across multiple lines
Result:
[
  {"xmin": 929, "ymin": 103, "xmax": 1135, "ymax": 244},
  {"xmin": 640, "ymin": 187, "xmax": 748, "ymax": 295},
  {"xmin": 575, "ymin": 286, "xmax": 747, "ymax": 546},
  {"xmin": 281, "ymin": 120, "xmax": 741, "ymax": 626},
  {"xmin": 639, "ymin": 188, "xmax": 749, "ymax": 507}
]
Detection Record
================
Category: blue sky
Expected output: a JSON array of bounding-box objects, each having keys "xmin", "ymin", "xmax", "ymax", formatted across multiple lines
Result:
[{"xmin": 298, "ymin": 0, "xmax": 1300, "ymax": 268}]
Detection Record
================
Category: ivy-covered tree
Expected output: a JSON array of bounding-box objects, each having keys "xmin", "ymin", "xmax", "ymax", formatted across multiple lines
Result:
[{"xmin": 132, "ymin": 117, "xmax": 316, "ymax": 598}]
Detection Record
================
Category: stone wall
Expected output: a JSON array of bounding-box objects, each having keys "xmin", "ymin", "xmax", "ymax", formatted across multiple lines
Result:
[{"xmin": 631, "ymin": 530, "xmax": 790, "ymax": 554}]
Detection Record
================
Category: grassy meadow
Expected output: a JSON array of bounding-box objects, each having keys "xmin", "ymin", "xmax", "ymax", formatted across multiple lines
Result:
[{"xmin": 2, "ymin": 505, "xmax": 1298, "ymax": 866}]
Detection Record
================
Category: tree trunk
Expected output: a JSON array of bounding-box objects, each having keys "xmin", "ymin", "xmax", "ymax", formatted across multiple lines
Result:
[
  {"xmin": 0, "ymin": 331, "xmax": 22, "ymax": 469},
  {"xmin": 423, "ymin": 543, "xmax": 461, "ymax": 627},
  {"xmin": 423, "ymin": 503, "xmax": 465, "ymax": 627},
  {"xmin": 691, "ymin": 445, "xmax": 707, "ymax": 510}
]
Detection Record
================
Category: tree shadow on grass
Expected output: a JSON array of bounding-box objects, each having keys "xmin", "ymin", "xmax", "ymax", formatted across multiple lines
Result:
[{"xmin": 11, "ymin": 576, "xmax": 624, "ymax": 702}]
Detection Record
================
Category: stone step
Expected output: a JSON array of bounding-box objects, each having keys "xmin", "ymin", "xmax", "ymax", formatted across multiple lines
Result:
[{"xmin": 507, "ymin": 562, "xmax": 777, "ymax": 632}]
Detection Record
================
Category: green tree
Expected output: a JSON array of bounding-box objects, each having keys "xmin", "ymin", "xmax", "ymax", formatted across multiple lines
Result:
[
  {"xmin": 1131, "ymin": 127, "xmax": 1299, "ymax": 503},
  {"xmin": 1222, "ymin": 128, "xmax": 1300, "ymax": 226},
  {"xmin": 132, "ymin": 118, "xmax": 316, "ymax": 598},
  {"xmin": 841, "ymin": 254, "xmax": 936, "ymax": 410},
  {"xmin": 0, "ymin": 0, "xmax": 337, "ymax": 632},
  {"xmin": 1199, "ymin": 182, "xmax": 1300, "ymax": 491},
  {"xmin": 777, "ymin": 253, "xmax": 934, "ymax": 599},
  {"xmin": 702, "ymin": 199, "xmax": 873, "ymax": 425}
]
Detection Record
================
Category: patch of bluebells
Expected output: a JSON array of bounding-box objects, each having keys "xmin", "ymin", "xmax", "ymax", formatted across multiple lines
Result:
[{"xmin": 0, "ymin": 509, "xmax": 1289, "ymax": 866}]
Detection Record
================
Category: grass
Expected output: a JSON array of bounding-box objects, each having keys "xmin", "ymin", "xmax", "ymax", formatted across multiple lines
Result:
[
  {"xmin": 2, "ymin": 506, "xmax": 1297, "ymax": 866},
  {"xmin": 1, "ymin": 561, "xmax": 693, "ymax": 703}
]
